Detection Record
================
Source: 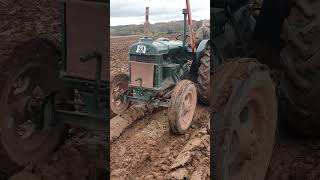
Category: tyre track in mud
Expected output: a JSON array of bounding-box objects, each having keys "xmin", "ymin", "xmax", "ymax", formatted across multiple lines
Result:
[{"xmin": 110, "ymin": 105, "xmax": 210, "ymax": 180}]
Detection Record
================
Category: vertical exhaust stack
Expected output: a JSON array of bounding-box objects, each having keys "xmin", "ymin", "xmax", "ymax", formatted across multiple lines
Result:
[
  {"xmin": 186, "ymin": 0, "xmax": 195, "ymax": 52},
  {"xmin": 183, "ymin": 9, "xmax": 188, "ymax": 49},
  {"xmin": 144, "ymin": 7, "xmax": 151, "ymax": 37}
]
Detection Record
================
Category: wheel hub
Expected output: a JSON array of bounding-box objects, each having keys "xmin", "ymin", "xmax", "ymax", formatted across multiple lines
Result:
[
  {"xmin": 8, "ymin": 73, "xmax": 47, "ymax": 139},
  {"xmin": 180, "ymin": 89, "xmax": 196, "ymax": 129},
  {"xmin": 182, "ymin": 92, "xmax": 192, "ymax": 119},
  {"xmin": 227, "ymin": 100, "xmax": 266, "ymax": 179},
  {"xmin": 112, "ymin": 85, "xmax": 124, "ymax": 105},
  {"xmin": 112, "ymin": 83, "xmax": 127, "ymax": 106},
  {"xmin": 12, "ymin": 76, "xmax": 31, "ymax": 95}
]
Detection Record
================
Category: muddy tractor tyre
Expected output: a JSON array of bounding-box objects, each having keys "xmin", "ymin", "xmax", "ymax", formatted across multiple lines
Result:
[
  {"xmin": 0, "ymin": 39, "xmax": 67, "ymax": 165},
  {"xmin": 110, "ymin": 74, "xmax": 130, "ymax": 115},
  {"xmin": 277, "ymin": 1, "xmax": 320, "ymax": 136},
  {"xmin": 212, "ymin": 59, "xmax": 277, "ymax": 180},
  {"xmin": 169, "ymin": 80, "xmax": 197, "ymax": 134},
  {"xmin": 197, "ymin": 49, "xmax": 210, "ymax": 105}
]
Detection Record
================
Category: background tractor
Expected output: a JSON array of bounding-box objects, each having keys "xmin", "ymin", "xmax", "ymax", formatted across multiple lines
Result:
[
  {"xmin": 110, "ymin": 9, "xmax": 210, "ymax": 134},
  {"xmin": 0, "ymin": 0, "xmax": 108, "ymax": 166},
  {"xmin": 212, "ymin": 0, "xmax": 320, "ymax": 179}
]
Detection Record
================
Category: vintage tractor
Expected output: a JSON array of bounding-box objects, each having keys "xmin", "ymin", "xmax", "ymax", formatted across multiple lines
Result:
[
  {"xmin": 212, "ymin": 0, "xmax": 320, "ymax": 179},
  {"xmin": 110, "ymin": 9, "xmax": 210, "ymax": 134},
  {"xmin": 0, "ymin": 0, "xmax": 108, "ymax": 165}
]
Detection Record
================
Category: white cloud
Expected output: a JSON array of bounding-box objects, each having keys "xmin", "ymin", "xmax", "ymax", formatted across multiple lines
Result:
[{"xmin": 110, "ymin": 0, "xmax": 210, "ymax": 26}]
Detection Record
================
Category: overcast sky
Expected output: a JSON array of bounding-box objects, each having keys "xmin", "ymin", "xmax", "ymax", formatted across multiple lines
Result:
[{"xmin": 110, "ymin": 0, "xmax": 210, "ymax": 26}]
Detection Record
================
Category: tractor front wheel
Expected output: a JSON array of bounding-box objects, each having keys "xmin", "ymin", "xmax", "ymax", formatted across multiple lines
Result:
[
  {"xmin": 0, "ymin": 39, "xmax": 67, "ymax": 165},
  {"xmin": 168, "ymin": 80, "xmax": 197, "ymax": 134},
  {"xmin": 110, "ymin": 74, "xmax": 130, "ymax": 114}
]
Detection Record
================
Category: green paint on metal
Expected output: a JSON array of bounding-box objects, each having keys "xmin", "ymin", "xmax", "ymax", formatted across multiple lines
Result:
[
  {"xmin": 183, "ymin": 9, "xmax": 188, "ymax": 49},
  {"xmin": 123, "ymin": 8, "xmax": 210, "ymax": 108},
  {"xmin": 127, "ymin": 37, "xmax": 193, "ymax": 105}
]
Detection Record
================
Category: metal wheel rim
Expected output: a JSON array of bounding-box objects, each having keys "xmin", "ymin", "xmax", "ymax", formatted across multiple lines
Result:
[
  {"xmin": 4, "ymin": 63, "xmax": 57, "ymax": 145},
  {"xmin": 111, "ymin": 82, "xmax": 128, "ymax": 108},
  {"xmin": 225, "ymin": 91, "xmax": 270, "ymax": 180},
  {"xmin": 180, "ymin": 86, "xmax": 197, "ymax": 130}
]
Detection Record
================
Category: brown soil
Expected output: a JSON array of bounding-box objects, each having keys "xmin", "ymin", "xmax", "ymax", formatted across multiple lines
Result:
[
  {"xmin": 110, "ymin": 36, "xmax": 139, "ymax": 76},
  {"xmin": 265, "ymin": 128, "xmax": 320, "ymax": 180},
  {"xmin": 0, "ymin": 0, "xmax": 60, "ymax": 91},
  {"xmin": 9, "ymin": 129, "xmax": 107, "ymax": 180},
  {"xmin": 110, "ymin": 106, "xmax": 210, "ymax": 180}
]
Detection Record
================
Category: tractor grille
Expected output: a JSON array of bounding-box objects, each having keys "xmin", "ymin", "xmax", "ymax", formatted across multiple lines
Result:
[
  {"xmin": 130, "ymin": 61, "xmax": 154, "ymax": 88},
  {"xmin": 65, "ymin": 1, "xmax": 108, "ymax": 81},
  {"xmin": 130, "ymin": 55, "xmax": 156, "ymax": 63}
]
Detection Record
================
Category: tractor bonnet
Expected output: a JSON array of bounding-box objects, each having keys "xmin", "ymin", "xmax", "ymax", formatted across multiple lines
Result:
[{"xmin": 129, "ymin": 37, "xmax": 184, "ymax": 55}]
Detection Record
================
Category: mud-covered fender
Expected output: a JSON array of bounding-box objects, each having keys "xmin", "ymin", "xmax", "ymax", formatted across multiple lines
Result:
[
  {"xmin": 189, "ymin": 39, "xmax": 210, "ymax": 81},
  {"xmin": 196, "ymin": 39, "xmax": 210, "ymax": 59}
]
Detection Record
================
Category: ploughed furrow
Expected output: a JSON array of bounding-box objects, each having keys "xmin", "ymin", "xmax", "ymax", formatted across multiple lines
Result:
[
  {"xmin": 8, "ymin": 129, "xmax": 107, "ymax": 180},
  {"xmin": 110, "ymin": 105, "xmax": 210, "ymax": 180}
]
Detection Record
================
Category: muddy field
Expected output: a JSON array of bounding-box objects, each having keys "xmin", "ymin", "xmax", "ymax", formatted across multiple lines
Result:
[
  {"xmin": 9, "ymin": 129, "xmax": 107, "ymax": 180},
  {"xmin": 266, "ymin": 125, "xmax": 320, "ymax": 180},
  {"xmin": 110, "ymin": 36, "xmax": 138, "ymax": 76},
  {"xmin": 110, "ymin": 36, "xmax": 210, "ymax": 180}
]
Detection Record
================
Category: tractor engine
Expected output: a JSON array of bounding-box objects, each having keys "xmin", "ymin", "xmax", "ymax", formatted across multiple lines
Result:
[{"xmin": 127, "ymin": 37, "xmax": 191, "ymax": 104}]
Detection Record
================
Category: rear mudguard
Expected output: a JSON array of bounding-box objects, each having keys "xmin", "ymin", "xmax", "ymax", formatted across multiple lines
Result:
[
  {"xmin": 196, "ymin": 39, "xmax": 210, "ymax": 59},
  {"xmin": 189, "ymin": 39, "xmax": 210, "ymax": 80}
]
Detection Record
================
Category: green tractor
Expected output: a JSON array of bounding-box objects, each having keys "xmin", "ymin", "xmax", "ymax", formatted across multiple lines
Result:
[{"xmin": 110, "ymin": 9, "xmax": 210, "ymax": 134}]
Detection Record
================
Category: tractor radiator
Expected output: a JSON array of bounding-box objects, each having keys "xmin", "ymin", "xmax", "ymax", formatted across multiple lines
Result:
[
  {"xmin": 129, "ymin": 61, "xmax": 154, "ymax": 88},
  {"xmin": 64, "ymin": 1, "xmax": 108, "ymax": 81}
]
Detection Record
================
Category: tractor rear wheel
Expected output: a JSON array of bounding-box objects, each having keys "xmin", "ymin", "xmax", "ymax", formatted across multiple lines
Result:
[
  {"xmin": 197, "ymin": 49, "xmax": 210, "ymax": 105},
  {"xmin": 110, "ymin": 74, "xmax": 130, "ymax": 114},
  {"xmin": 212, "ymin": 59, "xmax": 277, "ymax": 180},
  {"xmin": 169, "ymin": 80, "xmax": 197, "ymax": 134},
  {"xmin": 278, "ymin": 1, "xmax": 320, "ymax": 136},
  {"xmin": 0, "ymin": 39, "xmax": 67, "ymax": 165}
]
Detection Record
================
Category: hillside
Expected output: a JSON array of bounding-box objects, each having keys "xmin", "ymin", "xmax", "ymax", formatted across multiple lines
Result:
[{"xmin": 110, "ymin": 20, "xmax": 207, "ymax": 36}]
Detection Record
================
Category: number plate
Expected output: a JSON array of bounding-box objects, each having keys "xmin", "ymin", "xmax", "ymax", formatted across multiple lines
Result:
[{"xmin": 136, "ymin": 45, "xmax": 146, "ymax": 54}]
